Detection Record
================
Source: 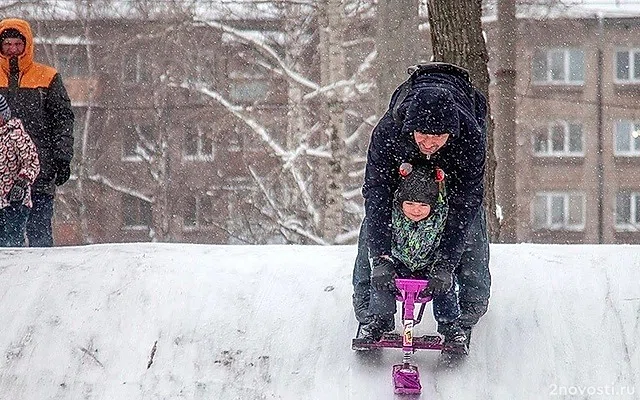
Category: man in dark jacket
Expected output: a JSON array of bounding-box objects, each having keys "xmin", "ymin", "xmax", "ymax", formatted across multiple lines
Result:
[
  {"xmin": 0, "ymin": 18, "xmax": 74, "ymax": 246},
  {"xmin": 353, "ymin": 63, "xmax": 491, "ymax": 348}
]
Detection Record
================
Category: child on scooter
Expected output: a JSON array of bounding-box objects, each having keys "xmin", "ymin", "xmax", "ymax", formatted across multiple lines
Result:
[{"xmin": 360, "ymin": 162, "xmax": 468, "ymax": 353}]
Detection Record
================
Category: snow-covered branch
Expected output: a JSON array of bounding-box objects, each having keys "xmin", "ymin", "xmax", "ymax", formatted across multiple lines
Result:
[
  {"xmin": 281, "ymin": 221, "xmax": 328, "ymax": 245},
  {"xmin": 302, "ymin": 49, "xmax": 376, "ymax": 102},
  {"xmin": 342, "ymin": 187, "xmax": 362, "ymax": 200},
  {"xmin": 334, "ymin": 228, "xmax": 360, "ymax": 244},
  {"xmin": 302, "ymin": 78, "xmax": 355, "ymax": 101},
  {"xmin": 88, "ymin": 174, "xmax": 153, "ymax": 203},
  {"xmin": 248, "ymin": 167, "xmax": 325, "ymax": 245},
  {"xmin": 248, "ymin": 166, "xmax": 283, "ymax": 220},
  {"xmin": 195, "ymin": 18, "xmax": 320, "ymax": 92},
  {"xmin": 345, "ymin": 114, "xmax": 377, "ymax": 146},
  {"xmin": 290, "ymin": 167, "xmax": 320, "ymax": 226},
  {"xmin": 175, "ymin": 81, "xmax": 289, "ymax": 158}
]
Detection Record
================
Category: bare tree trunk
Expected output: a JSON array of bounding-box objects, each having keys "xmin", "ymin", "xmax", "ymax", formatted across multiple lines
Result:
[
  {"xmin": 154, "ymin": 99, "xmax": 170, "ymax": 242},
  {"xmin": 495, "ymin": 0, "xmax": 518, "ymax": 242},
  {"xmin": 375, "ymin": 0, "xmax": 420, "ymax": 114},
  {"xmin": 284, "ymin": 6, "xmax": 307, "ymax": 221},
  {"xmin": 427, "ymin": 0, "xmax": 500, "ymax": 240},
  {"xmin": 77, "ymin": 5, "xmax": 96, "ymax": 244},
  {"xmin": 318, "ymin": 0, "xmax": 347, "ymax": 242}
]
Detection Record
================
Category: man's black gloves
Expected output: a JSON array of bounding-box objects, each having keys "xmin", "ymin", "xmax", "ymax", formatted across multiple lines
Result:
[
  {"xmin": 55, "ymin": 161, "xmax": 71, "ymax": 186},
  {"xmin": 8, "ymin": 179, "xmax": 28, "ymax": 203},
  {"xmin": 427, "ymin": 267, "xmax": 453, "ymax": 296},
  {"xmin": 371, "ymin": 256, "xmax": 398, "ymax": 292}
]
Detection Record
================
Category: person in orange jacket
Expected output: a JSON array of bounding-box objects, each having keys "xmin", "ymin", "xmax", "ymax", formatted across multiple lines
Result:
[{"xmin": 0, "ymin": 18, "xmax": 74, "ymax": 246}]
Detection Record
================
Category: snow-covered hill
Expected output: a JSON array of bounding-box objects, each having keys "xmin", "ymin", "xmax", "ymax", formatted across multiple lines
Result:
[{"xmin": 0, "ymin": 244, "xmax": 638, "ymax": 399}]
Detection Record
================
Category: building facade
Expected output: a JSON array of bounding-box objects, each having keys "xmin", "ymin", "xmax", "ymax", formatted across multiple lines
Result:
[{"xmin": 486, "ymin": 15, "xmax": 640, "ymax": 244}]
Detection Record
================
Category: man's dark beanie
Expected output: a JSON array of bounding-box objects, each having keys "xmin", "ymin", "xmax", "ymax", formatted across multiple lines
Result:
[
  {"xmin": 0, "ymin": 28, "xmax": 26, "ymax": 44},
  {"xmin": 401, "ymin": 87, "xmax": 460, "ymax": 137},
  {"xmin": 395, "ymin": 164, "xmax": 439, "ymax": 206}
]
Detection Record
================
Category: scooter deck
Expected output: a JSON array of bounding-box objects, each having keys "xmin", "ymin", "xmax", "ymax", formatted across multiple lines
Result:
[{"xmin": 352, "ymin": 333, "xmax": 443, "ymax": 351}]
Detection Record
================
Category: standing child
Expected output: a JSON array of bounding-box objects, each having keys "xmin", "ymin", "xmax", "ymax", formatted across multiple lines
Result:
[
  {"xmin": 360, "ymin": 162, "xmax": 468, "ymax": 354},
  {"xmin": 0, "ymin": 94, "xmax": 40, "ymax": 246}
]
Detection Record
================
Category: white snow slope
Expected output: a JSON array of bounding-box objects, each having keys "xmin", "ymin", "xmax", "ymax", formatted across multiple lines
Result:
[{"xmin": 0, "ymin": 244, "xmax": 638, "ymax": 400}]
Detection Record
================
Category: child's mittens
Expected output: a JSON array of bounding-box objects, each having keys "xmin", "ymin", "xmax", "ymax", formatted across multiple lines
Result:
[{"xmin": 8, "ymin": 179, "xmax": 28, "ymax": 203}]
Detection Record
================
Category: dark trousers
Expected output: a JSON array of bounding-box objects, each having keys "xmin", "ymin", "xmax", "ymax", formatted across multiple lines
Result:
[
  {"xmin": 26, "ymin": 193, "xmax": 55, "ymax": 247},
  {"xmin": 353, "ymin": 209, "xmax": 491, "ymax": 328},
  {"xmin": 0, "ymin": 203, "xmax": 29, "ymax": 247},
  {"xmin": 455, "ymin": 209, "xmax": 491, "ymax": 327}
]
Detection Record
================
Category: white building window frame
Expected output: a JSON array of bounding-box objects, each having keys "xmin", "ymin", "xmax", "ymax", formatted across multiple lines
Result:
[
  {"xmin": 183, "ymin": 195, "xmax": 215, "ymax": 230},
  {"xmin": 615, "ymin": 191, "xmax": 640, "ymax": 232},
  {"xmin": 55, "ymin": 44, "xmax": 90, "ymax": 77},
  {"xmin": 532, "ymin": 48, "xmax": 585, "ymax": 85},
  {"xmin": 614, "ymin": 120, "xmax": 640, "ymax": 156},
  {"xmin": 614, "ymin": 48, "xmax": 640, "ymax": 83},
  {"xmin": 122, "ymin": 194, "xmax": 152, "ymax": 229},
  {"xmin": 533, "ymin": 121, "xmax": 584, "ymax": 157},
  {"xmin": 122, "ymin": 50, "xmax": 151, "ymax": 83},
  {"xmin": 532, "ymin": 192, "xmax": 586, "ymax": 231},
  {"xmin": 183, "ymin": 124, "xmax": 215, "ymax": 162}
]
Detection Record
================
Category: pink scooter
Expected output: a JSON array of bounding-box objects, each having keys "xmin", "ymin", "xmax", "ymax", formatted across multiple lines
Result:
[{"xmin": 352, "ymin": 279, "xmax": 441, "ymax": 395}]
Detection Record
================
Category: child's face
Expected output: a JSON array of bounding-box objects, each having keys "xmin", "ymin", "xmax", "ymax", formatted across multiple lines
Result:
[{"xmin": 402, "ymin": 201, "xmax": 431, "ymax": 222}]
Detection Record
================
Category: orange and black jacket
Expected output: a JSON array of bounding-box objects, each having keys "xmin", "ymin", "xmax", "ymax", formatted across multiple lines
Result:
[{"xmin": 0, "ymin": 18, "xmax": 74, "ymax": 195}]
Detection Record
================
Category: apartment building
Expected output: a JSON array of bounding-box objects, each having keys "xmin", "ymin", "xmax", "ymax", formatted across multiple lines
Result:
[{"xmin": 486, "ymin": 13, "xmax": 640, "ymax": 243}]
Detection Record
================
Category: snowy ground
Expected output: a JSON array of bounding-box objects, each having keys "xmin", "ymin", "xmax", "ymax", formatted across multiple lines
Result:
[{"xmin": 0, "ymin": 243, "xmax": 638, "ymax": 400}]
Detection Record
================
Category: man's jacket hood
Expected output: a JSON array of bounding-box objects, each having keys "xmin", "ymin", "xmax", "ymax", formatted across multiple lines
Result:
[{"xmin": 0, "ymin": 19, "xmax": 35, "ymax": 74}]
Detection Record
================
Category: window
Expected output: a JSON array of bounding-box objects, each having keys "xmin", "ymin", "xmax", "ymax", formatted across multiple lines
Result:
[
  {"xmin": 228, "ymin": 60, "xmax": 270, "ymax": 103},
  {"xmin": 533, "ymin": 192, "xmax": 585, "ymax": 230},
  {"xmin": 533, "ymin": 122, "xmax": 583, "ymax": 156},
  {"xmin": 183, "ymin": 195, "xmax": 214, "ymax": 229},
  {"xmin": 122, "ymin": 124, "xmax": 154, "ymax": 161},
  {"xmin": 616, "ymin": 192, "xmax": 640, "ymax": 231},
  {"xmin": 122, "ymin": 194, "xmax": 152, "ymax": 228},
  {"xmin": 615, "ymin": 120, "xmax": 640, "ymax": 156},
  {"xmin": 615, "ymin": 49, "xmax": 640, "ymax": 83},
  {"xmin": 56, "ymin": 45, "xmax": 89, "ymax": 77},
  {"xmin": 183, "ymin": 125, "xmax": 214, "ymax": 161},
  {"xmin": 122, "ymin": 50, "xmax": 151, "ymax": 83},
  {"xmin": 229, "ymin": 81, "xmax": 269, "ymax": 103},
  {"xmin": 532, "ymin": 48, "xmax": 584, "ymax": 84}
]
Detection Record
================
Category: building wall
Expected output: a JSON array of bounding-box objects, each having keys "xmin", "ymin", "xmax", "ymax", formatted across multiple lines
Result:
[
  {"xmin": 601, "ymin": 19, "xmax": 640, "ymax": 243},
  {"xmin": 510, "ymin": 17, "xmax": 640, "ymax": 244}
]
